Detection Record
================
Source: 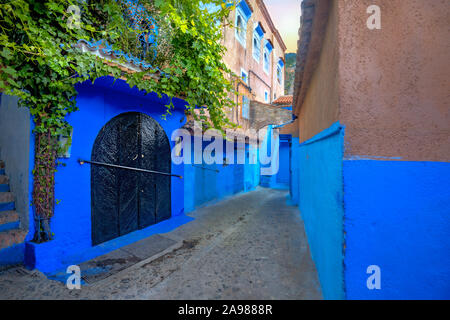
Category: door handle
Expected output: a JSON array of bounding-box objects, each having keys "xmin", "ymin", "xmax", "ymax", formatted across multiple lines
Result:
[{"xmin": 78, "ymin": 159, "xmax": 183, "ymax": 179}]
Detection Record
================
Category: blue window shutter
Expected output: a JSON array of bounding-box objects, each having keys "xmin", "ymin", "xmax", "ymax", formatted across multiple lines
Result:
[
  {"xmin": 264, "ymin": 39, "xmax": 274, "ymax": 53},
  {"xmin": 237, "ymin": 0, "xmax": 252, "ymax": 21},
  {"xmin": 242, "ymin": 96, "xmax": 250, "ymax": 119},
  {"xmin": 255, "ymin": 23, "xmax": 264, "ymax": 38}
]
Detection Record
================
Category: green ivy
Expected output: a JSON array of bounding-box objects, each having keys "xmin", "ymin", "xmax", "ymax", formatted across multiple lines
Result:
[{"xmin": 0, "ymin": 0, "xmax": 238, "ymax": 241}]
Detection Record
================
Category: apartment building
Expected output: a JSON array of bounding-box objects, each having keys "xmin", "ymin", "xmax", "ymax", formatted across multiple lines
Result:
[{"xmin": 222, "ymin": 0, "xmax": 287, "ymax": 126}]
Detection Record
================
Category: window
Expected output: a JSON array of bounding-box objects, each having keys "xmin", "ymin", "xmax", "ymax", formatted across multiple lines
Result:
[
  {"xmin": 277, "ymin": 65, "xmax": 282, "ymax": 84},
  {"xmin": 252, "ymin": 23, "xmax": 264, "ymax": 62},
  {"xmin": 277, "ymin": 58, "xmax": 284, "ymax": 85},
  {"xmin": 235, "ymin": 14, "xmax": 247, "ymax": 46},
  {"xmin": 234, "ymin": 1, "xmax": 252, "ymax": 47},
  {"xmin": 241, "ymin": 68, "xmax": 248, "ymax": 85},
  {"xmin": 242, "ymin": 96, "xmax": 250, "ymax": 119},
  {"xmin": 253, "ymin": 35, "xmax": 261, "ymax": 61},
  {"xmin": 263, "ymin": 39, "xmax": 274, "ymax": 74},
  {"xmin": 264, "ymin": 90, "xmax": 269, "ymax": 103}
]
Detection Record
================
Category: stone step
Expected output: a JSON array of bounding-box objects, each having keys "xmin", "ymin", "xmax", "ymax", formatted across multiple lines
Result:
[
  {"xmin": 0, "ymin": 211, "xmax": 20, "ymax": 232},
  {"xmin": 0, "ymin": 228, "xmax": 27, "ymax": 250},
  {"xmin": 0, "ymin": 176, "xmax": 9, "ymax": 184},
  {"xmin": 0, "ymin": 192, "xmax": 14, "ymax": 203},
  {"xmin": 0, "ymin": 192, "xmax": 15, "ymax": 212}
]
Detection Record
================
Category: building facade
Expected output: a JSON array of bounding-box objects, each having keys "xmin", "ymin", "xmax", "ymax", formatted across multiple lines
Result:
[
  {"xmin": 291, "ymin": 0, "xmax": 450, "ymax": 299},
  {"xmin": 222, "ymin": 0, "xmax": 287, "ymax": 130}
]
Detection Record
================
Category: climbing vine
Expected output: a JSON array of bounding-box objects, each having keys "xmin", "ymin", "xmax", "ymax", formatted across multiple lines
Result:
[{"xmin": 0, "ymin": 0, "xmax": 237, "ymax": 242}]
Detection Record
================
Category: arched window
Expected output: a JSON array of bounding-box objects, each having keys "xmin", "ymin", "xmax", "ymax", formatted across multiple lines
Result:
[
  {"xmin": 237, "ymin": 15, "xmax": 245, "ymax": 39},
  {"xmin": 263, "ymin": 39, "xmax": 273, "ymax": 75},
  {"xmin": 252, "ymin": 23, "xmax": 264, "ymax": 62},
  {"xmin": 277, "ymin": 59, "xmax": 284, "ymax": 85},
  {"xmin": 234, "ymin": 1, "xmax": 251, "ymax": 47},
  {"xmin": 253, "ymin": 37, "xmax": 260, "ymax": 60},
  {"xmin": 263, "ymin": 50, "xmax": 270, "ymax": 74}
]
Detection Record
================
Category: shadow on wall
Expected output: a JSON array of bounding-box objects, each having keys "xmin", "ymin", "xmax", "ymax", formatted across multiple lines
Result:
[
  {"xmin": 297, "ymin": 122, "xmax": 346, "ymax": 300},
  {"xmin": 0, "ymin": 94, "xmax": 31, "ymax": 233},
  {"xmin": 184, "ymin": 140, "xmax": 260, "ymax": 213}
]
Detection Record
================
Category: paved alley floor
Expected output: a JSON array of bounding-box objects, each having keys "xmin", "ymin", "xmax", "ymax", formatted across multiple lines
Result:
[{"xmin": 0, "ymin": 188, "xmax": 322, "ymax": 300}]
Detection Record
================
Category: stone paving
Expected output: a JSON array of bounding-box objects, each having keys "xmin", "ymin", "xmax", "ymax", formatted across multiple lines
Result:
[{"xmin": 0, "ymin": 187, "xmax": 322, "ymax": 300}]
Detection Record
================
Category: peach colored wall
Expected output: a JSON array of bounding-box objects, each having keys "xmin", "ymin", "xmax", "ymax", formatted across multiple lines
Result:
[
  {"xmin": 297, "ymin": 0, "xmax": 339, "ymax": 143},
  {"xmin": 222, "ymin": 0, "xmax": 286, "ymax": 104},
  {"xmin": 338, "ymin": 0, "xmax": 450, "ymax": 162}
]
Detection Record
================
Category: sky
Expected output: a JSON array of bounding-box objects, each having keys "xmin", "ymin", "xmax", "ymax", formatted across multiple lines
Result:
[{"xmin": 265, "ymin": 0, "xmax": 302, "ymax": 53}]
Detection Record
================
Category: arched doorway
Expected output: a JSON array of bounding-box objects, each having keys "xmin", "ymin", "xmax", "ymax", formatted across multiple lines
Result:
[{"xmin": 91, "ymin": 112, "xmax": 171, "ymax": 245}]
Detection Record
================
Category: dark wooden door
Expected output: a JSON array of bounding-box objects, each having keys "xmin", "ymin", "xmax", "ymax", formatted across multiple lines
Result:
[{"xmin": 91, "ymin": 112, "xmax": 171, "ymax": 246}]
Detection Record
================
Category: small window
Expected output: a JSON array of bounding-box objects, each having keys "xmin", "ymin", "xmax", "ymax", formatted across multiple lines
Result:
[
  {"xmin": 277, "ymin": 58, "xmax": 284, "ymax": 85},
  {"xmin": 241, "ymin": 68, "xmax": 248, "ymax": 85},
  {"xmin": 235, "ymin": 10, "xmax": 248, "ymax": 47},
  {"xmin": 263, "ymin": 39, "xmax": 273, "ymax": 75},
  {"xmin": 252, "ymin": 23, "xmax": 264, "ymax": 62},
  {"xmin": 264, "ymin": 90, "xmax": 269, "ymax": 103},
  {"xmin": 253, "ymin": 35, "xmax": 261, "ymax": 61},
  {"xmin": 242, "ymin": 96, "xmax": 250, "ymax": 119},
  {"xmin": 277, "ymin": 64, "xmax": 282, "ymax": 84}
]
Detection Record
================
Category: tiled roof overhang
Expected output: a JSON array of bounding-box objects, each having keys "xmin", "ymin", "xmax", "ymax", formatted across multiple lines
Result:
[
  {"xmin": 293, "ymin": 0, "xmax": 331, "ymax": 114},
  {"xmin": 273, "ymin": 95, "xmax": 293, "ymax": 106}
]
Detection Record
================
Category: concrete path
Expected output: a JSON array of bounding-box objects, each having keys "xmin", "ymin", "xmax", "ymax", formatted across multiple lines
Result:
[{"xmin": 0, "ymin": 188, "xmax": 322, "ymax": 300}]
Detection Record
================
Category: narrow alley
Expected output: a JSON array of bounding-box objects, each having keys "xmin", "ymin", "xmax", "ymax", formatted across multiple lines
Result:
[{"xmin": 0, "ymin": 188, "xmax": 322, "ymax": 300}]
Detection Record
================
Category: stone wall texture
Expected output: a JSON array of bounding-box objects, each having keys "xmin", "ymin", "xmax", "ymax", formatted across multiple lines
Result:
[{"xmin": 338, "ymin": 0, "xmax": 450, "ymax": 162}]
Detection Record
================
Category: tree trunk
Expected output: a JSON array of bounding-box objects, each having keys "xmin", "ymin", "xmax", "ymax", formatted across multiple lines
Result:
[{"xmin": 31, "ymin": 128, "xmax": 57, "ymax": 242}]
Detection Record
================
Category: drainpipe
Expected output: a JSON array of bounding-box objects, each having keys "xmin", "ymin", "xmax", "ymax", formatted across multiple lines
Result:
[{"xmin": 270, "ymin": 35, "xmax": 275, "ymax": 103}]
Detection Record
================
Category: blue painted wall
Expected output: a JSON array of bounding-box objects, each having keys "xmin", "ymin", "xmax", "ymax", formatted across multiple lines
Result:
[
  {"xmin": 184, "ymin": 141, "xmax": 260, "ymax": 213},
  {"xmin": 298, "ymin": 122, "xmax": 345, "ymax": 300},
  {"xmin": 25, "ymin": 77, "xmax": 190, "ymax": 273},
  {"xmin": 260, "ymin": 126, "xmax": 289, "ymax": 190},
  {"xmin": 276, "ymin": 135, "xmax": 291, "ymax": 188},
  {"xmin": 344, "ymin": 160, "xmax": 450, "ymax": 299},
  {"xmin": 289, "ymin": 137, "xmax": 300, "ymax": 206}
]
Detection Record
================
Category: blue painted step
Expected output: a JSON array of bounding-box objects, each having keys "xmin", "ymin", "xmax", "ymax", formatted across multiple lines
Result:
[
  {"xmin": 0, "ymin": 220, "xmax": 20, "ymax": 232},
  {"xmin": 0, "ymin": 192, "xmax": 15, "ymax": 212},
  {"xmin": 0, "ymin": 184, "xmax": 9, "ymax": 192},
  {"xmin": 0, "ymin": 202, "xmax": 14, "ymax": 212},
  {"xmin": 0, "ymin": 169, "xmax": 4, "ymax": 175}
]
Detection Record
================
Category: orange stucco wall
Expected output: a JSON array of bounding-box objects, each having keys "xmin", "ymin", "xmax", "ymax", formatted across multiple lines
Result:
[
  {"xmin": 338, "ymin": 0, "xmax": 450, "ymax": 162},
  {"xmin": 297, "ymin": 0, "xmax": 339, "ymax": 143}
]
